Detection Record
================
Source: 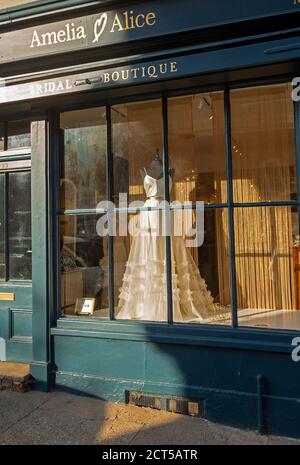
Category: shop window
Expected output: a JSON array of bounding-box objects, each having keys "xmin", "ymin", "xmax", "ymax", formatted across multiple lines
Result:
[
  {"xmin": 234, "ymin": 206, "xmax": 299, "ymax": 330},
  {"xmin": 58, "ymin": 82, "xmax": 300, "ymax": 331}
]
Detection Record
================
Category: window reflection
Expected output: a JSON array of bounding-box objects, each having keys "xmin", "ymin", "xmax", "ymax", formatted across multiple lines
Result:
[
  {"xmin": 112, "ymin": 100, "xmax": 163, "ymax": 205},
  {"xmin": 168, "ymin": 93, "xmax": 230, "ymax": 324},
  {"xmin": 60, "ymin": 108, "xmax": 107, "ymax": 211},
  {"xmin": 0, "ymin": 174, "xmax": 4, "ymax": 280},
  {"xmin": 168, "ymin": 92, "xmax": 226, "ymax": 204},
  {"xmin": 60, "ymin": 214, "xmax": 109, "ymax": 317},
  {"xmin": 7, "ymin": 120, "xmax": 31, "ymax": 150},
  {"xmin": 0, "ymin": 123, "xmax": 4, "ymax": 152},
  {"xmin": 112, "ymin": 100, "xmax": 167, "ymax": 321},
  {"xmin": 169, "ymin": 206, "xmax": 231, "ymax": 325},
  {"xmin": 9, "ymin": 171, "xmax": 32, "ymax": 280}
]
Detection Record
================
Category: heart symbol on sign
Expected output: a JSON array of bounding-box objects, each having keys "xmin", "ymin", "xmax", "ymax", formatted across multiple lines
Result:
[{"xmin": 93, "ymin": 13, "xmax": 108, "ymax": 43}]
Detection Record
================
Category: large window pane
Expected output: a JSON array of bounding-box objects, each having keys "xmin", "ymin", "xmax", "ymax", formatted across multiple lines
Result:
[
  {"xmin": 231, "ymin": 84, "xmax": 296, "ymax": 203},
  {"xmin": 60, "ymin": 108, "xmax": 107, "ymax": 211},
  {"xmin": 7, "ymin": 120, "xmax": 31, "ymax": 150},
  {"xmin": 114, "ymin": 209, "xmax": 169, "ymax": 322},
  {"xmin": 112, "ymin": 100, "xmax": 163, "ymax": 205},
  {"xmin": 168, "ymin": 92, "xmax": 226, "ymax": 204},
  {"xmin": 112, "ymin": 100, "xmax": 167, "ymax": 321},
  {"xmin": 171, "ymin": 207, "xmax": 231, "ymax": 325},
  {"xmin": 9, "ymin": 171, "xmax": 32, "ymax": 280},
  {"xmin": 0, "ymin": 174, "xmax": 4, "ymax": 280},
  {"xmin": 60, "ymin": 214, "xmax": 109, "ymax": 317},
  {"xmin": 235, "ymin": 206, "xmax": 299, "ymax": 330}
]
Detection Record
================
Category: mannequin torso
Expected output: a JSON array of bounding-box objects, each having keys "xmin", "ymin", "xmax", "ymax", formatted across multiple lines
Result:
[{"xmin": 140, "ymin": 150, "xmax": 175, "ymax": 181}]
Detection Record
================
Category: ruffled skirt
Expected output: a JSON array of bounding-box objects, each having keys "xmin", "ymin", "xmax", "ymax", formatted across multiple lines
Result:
[{"xmin": 116, "ymin": 203, "xmax": 220, "ymax": 322}]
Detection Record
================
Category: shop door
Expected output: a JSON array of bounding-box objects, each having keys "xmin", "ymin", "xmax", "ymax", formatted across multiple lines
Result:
[{"xmin": 0, "ymin": 157, "xmax": 32, "ymax": 363}]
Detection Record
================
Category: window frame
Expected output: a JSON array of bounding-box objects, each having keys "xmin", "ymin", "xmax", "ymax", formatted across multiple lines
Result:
[
  {"xmin": 54, "ymin": 77, "xmax": 300, "ymax": 334},
  {"xmin": 0, "ymin": 118, "xmax": 32, "ymax": 283}
]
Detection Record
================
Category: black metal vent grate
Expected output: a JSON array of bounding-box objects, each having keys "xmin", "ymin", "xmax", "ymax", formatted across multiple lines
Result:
[{"xmin": 127, "ymin": 391, "xmax": 204, "ymax": 417}]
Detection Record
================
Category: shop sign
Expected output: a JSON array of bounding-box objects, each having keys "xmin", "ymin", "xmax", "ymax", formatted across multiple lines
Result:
[
  {"xmin": 0, "ymin": 59, "xmax": 180, "ymax": 103},
  {"xmin": 29, "ymin": 10, "xmax": 156, "ymax": 49},
  {"xmin": 2, "ymin": 32, "xmax": 300, "ymax": 104}
]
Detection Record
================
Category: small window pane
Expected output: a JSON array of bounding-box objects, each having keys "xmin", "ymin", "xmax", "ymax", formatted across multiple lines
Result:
[
  {"xmin": 0, "ymin": 174, "xmax": 4, "ymax": 280},
  {"xmin": 235, "ymin": 206, "xmax": 299, "ymax": 330},
  {"xmin": 60, "ymin": 214, "xmax": 109, "ymax": 317},
  {"xmin": 231, "ymin": 84, "xmax": 296, "ymax": 203},
  {"xmin": 7, "ymin": 120, "xmax": 31, "ymax": 150},
  {"xmin": 9, "ymin": 171, "xmax": 32, "ymax": 280},
  {"xmin": 60, "ymin": 108, "xmax": 107, "ymax": 211},
  {"xmin": 168, "ymin": 92, "xmax": 227, "ymax": 204}
]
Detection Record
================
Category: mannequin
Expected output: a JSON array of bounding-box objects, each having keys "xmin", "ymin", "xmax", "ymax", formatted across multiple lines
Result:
[
  {"xmin": 140, "ymin": 149, "xmax": 175, "ymax": 181},
  {"xmin": 116, "ymin": 149, "xmax": 223, "ymax": 323}
]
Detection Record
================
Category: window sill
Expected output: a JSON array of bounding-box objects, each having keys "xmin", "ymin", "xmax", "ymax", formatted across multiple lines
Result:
[{"xmin": 51, "ymin": 317, "xmax": 296, "ymax": 354}]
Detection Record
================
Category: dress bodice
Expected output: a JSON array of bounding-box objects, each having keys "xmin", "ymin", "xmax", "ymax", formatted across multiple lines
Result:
[{"xmin": 143, "ymin": 174, "xmax": 172, "ymax": 199}]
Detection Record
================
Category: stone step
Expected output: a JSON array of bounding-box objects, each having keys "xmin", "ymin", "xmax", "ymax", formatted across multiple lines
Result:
[{"xmin": 0, "ymin": 362, "xmax": 31, "ymax": 393}]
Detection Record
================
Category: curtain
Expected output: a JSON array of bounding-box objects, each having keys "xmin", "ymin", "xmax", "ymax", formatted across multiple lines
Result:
[
  {"xmin": 217, "ymin": 84, "xmax": 296, "ymax": 312},
  {"xmin": 213, "ymin": 96, "xmax": 231, "ymax": 306}
]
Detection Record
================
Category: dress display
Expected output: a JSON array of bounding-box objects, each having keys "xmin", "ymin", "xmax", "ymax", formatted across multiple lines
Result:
[{"xmin": 116, "ymin": 172, "xmax": 221, "ymax": 322}]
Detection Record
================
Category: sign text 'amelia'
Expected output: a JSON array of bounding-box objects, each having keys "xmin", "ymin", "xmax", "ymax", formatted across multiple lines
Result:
[{"xmin": 30, "ymin": 9, "xmax": 157, "ymax": 48}]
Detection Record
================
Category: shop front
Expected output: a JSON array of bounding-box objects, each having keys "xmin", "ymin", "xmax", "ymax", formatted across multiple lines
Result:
[{"xmin": 1, "ymin": 0, "xmax": 300, "ymax": 437}]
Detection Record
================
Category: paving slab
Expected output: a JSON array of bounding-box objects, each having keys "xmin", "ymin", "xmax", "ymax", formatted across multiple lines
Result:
[
  {"xmin": 0, "ymin": 390, "xmax": 53, "ymax": 433},
  {"xmin": 0, "ymin": 390, "xmax": 299, "ymax": 445}
]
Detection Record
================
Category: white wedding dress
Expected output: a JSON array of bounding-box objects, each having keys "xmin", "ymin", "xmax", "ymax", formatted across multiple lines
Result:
[{"xmin": 116, "ymin": 173, "xmax": 220, "ymax": 322}]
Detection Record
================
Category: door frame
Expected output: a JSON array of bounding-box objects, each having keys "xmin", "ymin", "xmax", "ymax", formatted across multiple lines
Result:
[{"xmin": 0, "ymin": 144, "xmax": 32, "ymax": 363}]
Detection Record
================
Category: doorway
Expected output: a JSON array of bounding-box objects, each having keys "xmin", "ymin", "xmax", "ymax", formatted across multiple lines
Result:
[{"xmin": 0, "ymin": 120, "xmax": 32, "ymax": 362}]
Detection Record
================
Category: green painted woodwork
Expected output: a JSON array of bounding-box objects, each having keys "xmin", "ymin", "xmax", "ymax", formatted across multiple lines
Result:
[
  {"xmin": 0, "ymin": 288, "xmax": 32, "ymax": 361},
  {"xmin": 30, "ymin": 120, "xmax": 52, "ymax": 389},
  {"xmin": 11, "ymin": 309, "xmax": 32, "ymax": 338},
  {"xmin": 52, "ymin": 333, "xmax": 300, "ymax": 437},
  {"xmin": 0, "ymin": 229, "xmax": 32, "ymax": 361}
]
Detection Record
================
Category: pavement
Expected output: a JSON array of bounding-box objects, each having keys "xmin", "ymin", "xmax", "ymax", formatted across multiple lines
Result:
[{"xmin": 0, "ymin": 390, "xmax": 299, "ymax": 445}]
